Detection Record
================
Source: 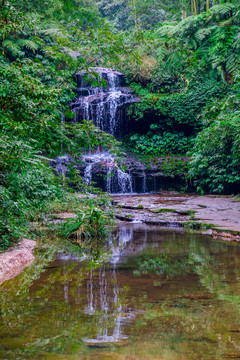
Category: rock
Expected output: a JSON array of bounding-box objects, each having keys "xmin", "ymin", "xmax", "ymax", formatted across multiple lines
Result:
[{"xmin": 0, "ymin": 239, "xmax": 36, "ymax": 286}]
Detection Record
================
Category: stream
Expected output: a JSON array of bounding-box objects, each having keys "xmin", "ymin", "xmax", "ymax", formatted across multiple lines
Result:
[{"xmin": 1, "ymin": 224, "xmax": 240, "ymax": 359}]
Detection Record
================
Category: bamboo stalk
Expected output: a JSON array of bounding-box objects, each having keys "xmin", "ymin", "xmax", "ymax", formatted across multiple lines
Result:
[{"xmin": 193, "ymin": 0, "xmax": 197, "ymax": 15}]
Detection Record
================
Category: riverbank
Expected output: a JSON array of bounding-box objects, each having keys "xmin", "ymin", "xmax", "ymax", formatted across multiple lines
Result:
[
  {"xmin": 112, "ymin": 191, "xmax": 240, "ymax": 237},
  {"xmin": 1, "ymin": 190, "xmax": 239, "ymax": 286}
]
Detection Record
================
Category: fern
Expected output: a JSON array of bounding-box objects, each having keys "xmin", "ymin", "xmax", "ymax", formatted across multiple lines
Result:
[
  {"xmin": 2, "ymin": 38, "xmax": 38, "ymax": 56},
  {"xmin": 17, "ymin": 39, "xmax": 38, "ymax": 52},
  {"xmin": 2, "ymin": 40, "xmax": 20, "ymax": 56}
]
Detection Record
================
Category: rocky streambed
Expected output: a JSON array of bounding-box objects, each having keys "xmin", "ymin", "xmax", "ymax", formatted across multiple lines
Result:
[{"xmin": 112, "ymin": 191, "xmax": 240, "ymax": 239}]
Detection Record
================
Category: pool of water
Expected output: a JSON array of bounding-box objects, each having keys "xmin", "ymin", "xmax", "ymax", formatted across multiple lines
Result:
[{"xmin": 1, "ymin": 224, "xmax": 240, "ymax": 359}]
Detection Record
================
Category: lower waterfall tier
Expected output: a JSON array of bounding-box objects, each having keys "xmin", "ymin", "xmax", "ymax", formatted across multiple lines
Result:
[{"xmin": 53, "ymin": 152, "xmax": 186, "ymax": 194}]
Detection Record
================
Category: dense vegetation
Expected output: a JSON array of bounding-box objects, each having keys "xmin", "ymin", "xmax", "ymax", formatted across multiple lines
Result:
[
  {"xmin": 0, "ymin": 0, "xmax": 240, "ymax": 250},
  {"xmin": 122, "ymin": 1, "xmax": 240, "ymax": 194}
]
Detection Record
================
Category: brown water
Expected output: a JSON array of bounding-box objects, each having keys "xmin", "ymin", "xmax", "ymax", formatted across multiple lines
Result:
[{"xmin": 1, "ymin": 224, "xmax": 240, "ymax": 360}]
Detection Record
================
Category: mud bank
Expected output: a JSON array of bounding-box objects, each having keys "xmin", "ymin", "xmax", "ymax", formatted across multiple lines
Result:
[
  {"xmin": 0, "ymin": 239, "xmax": 36, "ymax": 285},
  {"xmin": 112, "ymin": 191, "xmax": 240, "ymax": 238}
]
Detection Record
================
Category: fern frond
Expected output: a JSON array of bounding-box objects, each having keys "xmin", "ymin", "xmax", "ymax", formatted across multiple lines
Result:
[
  {"xmin": 2, "ymin": 40, "xmax": 20, "ymax": 56},
  {"xmin": 226, "ymin": 53, "xmax": 240, "ymax": 76},
  {"xmin": 17, "ymin": 39, "xmax": 38, "ymax": 52},
  {"xmin": 233, "ymin": 32, "xmax": 240, "ymax": 49},
  {"xmin": 156, "ymin": 25, "xmax": 175, "ymax": 37},
  {"xmin": 209, "ymin": 3, "xmax": 236, "ymax": 18},
  {"xmin": 194, "ymin": 26, "xmax": 216, "ymax": 42},
  {"xmin": 155, "ymin": 46, "xmax": 168, "ymax": 61},
  {"xmin": 40, "ymin": 28, "xmax": 65, "ymax": 38}
]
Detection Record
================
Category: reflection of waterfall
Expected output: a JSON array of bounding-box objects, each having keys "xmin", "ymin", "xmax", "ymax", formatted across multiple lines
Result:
[
  {"xmin": 83, "ymin": 226, "xmax": 135, "ymax": 344},
  {"xmin": 82, "ymin": 151, "xmax": 133, "ymax": 194},
  {"xmin": 110, "ymin": 226, "xmax": 133, "ymax": 264},
  {"xmin": 85, "ymin": 271, "xmax": 94, "ymax": 315},
  {"xmin": 83, "ymin": 266, "xmax": 128, "ymax": 344}
]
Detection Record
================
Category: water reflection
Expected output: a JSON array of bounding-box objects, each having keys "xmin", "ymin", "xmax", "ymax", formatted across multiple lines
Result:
[
  {"xmin": 0, "ymin": 224, "xmax": 240, "ymax": 359},
  {"xmin": 83, "ymin": 226, "xmax": 137, "ymax": 343}
]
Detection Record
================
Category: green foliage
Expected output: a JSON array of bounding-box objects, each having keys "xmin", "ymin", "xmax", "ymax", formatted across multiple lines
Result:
[
  {"xmin": 129, "ymin": 131, "xmax": 194, "ymax": 156},
  {"xmin": 157, "ymin": 3, "xmax": 240, "ymax": 80},
  {"xmin": 62, "ymin": 120, "xmax": 121, "ymax": 155},
  {"xmin": 0, "ymin": 0, "xmax": 126, "ymax": 249},
  {"xmin": 189, "ymin": 119, "xmax": 240, "ymax": 193},
  {"xmin": 161, "ymin": 157, "xmax": 189, "ymax": 177},
  {"xmin": 129, "ymin": 78, "xmax": 227, "ymax": 132},
  {"xmin": 0, "ymin": 135, "xmax": 64, "ymax": 249},
  {"xmin": 151, "ymin": 208, "xmax": 176, "ymax": 213},
  {"xmin": 135, "ymin": 254, "xmax": 191, "ymax": 277},
  {"xmin": 63, "ymin": 200, "xmax": 111, "ymax": 247},
  {"xmin": 121, "ymin": 4, "xmax": 240, "ymax": 193},
  {"xmin": 188, "ymin": 80, "xmax": 240, "ymax": 193}
]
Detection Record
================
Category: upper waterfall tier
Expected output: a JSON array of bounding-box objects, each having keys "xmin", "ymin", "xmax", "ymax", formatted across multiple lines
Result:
[{"xmin": 70, "ymin": 67, "xmax": 140, "ymax": 138}]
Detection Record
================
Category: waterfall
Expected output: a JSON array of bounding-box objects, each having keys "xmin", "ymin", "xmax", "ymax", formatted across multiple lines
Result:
[
  {"xmin": 84, "ymin": 163, "xmax": 93, "ymax": 185},
  {"xmin": 117, "ymin": 168, "xmax": 133, "ymax": 194},
  {"xmin": 73, "ymin": 68, "xmax": 140, "ymax": 194},
  {"xmin": 142, "ymin": 172, "xmax": 147, "ymax": 193},
  {"xmin": 71, "ymin": 67, "xmax": 139, "ymax": 138},
  {"xmin": 54, "ymin": 68, "xmax": 172, "ymax": 195},
  {"xmin": 82, "ymin": 151, "xmax": 133, "ymax": 194}
]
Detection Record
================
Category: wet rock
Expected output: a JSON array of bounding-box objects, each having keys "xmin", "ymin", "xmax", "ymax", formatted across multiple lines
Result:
[
  {"xmin": 112, "ymin": 192, "xmax": 240, "ymax": 234},
  {"xmin": 52, "ymin": 154, "xmax": 73, "ymax": 176}
]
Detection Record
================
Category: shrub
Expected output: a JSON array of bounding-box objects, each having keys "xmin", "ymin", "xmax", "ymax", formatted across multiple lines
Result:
[
  {"xmin": 189, "ymin": 116, "xmax": 240, "ymax": 193},
  {"xmin": 129, "ymin": 131, "xmax": 194, "ymax": 155}
]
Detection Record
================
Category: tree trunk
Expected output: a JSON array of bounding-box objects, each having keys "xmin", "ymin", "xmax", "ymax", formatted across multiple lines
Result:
[
  {"xmin": 193, "ymin": 0, "xmax": 198, "ymax": 15},
  {"xmin": 191, "ymin": 0, "xmax": 194, "ymax": 15}
]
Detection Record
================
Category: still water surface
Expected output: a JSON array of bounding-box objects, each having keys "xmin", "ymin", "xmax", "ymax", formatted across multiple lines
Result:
[{"xmin": 1, "ymin": 224, "xmax": 240, "ymax": 359}]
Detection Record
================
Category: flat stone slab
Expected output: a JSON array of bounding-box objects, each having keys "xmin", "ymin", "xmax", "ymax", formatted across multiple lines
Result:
[
  {"xmin": 0, "ymin": 239, "xmax": 36, "ymax": 285},
  {"xmin": 112, "ymin": 191, "xmax": 240, "ymax": 233},
  {"xmin": 55, "ymin": 212, "xmax": 77, "ymax": 219}
]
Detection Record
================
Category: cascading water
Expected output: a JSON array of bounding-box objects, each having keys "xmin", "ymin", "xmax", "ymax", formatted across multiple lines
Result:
[
  {"xmin": 70, "ymin": 67, "xmax": 139, "ymax": 194},
  {"xmin": 71, "ymin": 67, "xmax": 138, "ymax": 139},
  {"xmin": 52, "ymin": 67, "xmax": 184, "ymax": 194},
  {"xmin": 55, "ymin": 67, "xmax": 172, "ymax": 194},
  {"xmin": 82, "ymin": 151, "xmax": 133, "ymax": 194}
]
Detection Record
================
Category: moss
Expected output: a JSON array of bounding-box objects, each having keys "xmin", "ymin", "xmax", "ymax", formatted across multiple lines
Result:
[
  {"xmin": 151, "ymin": 208, "xmax": 176, "ymax": 213},
  {"xmin": 177, "ymin": 210, "xmax": 195, "ymax": 216},
  {"xmin": 183, "ymin": 221, "xmax": 214, "ymax": 230}
]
